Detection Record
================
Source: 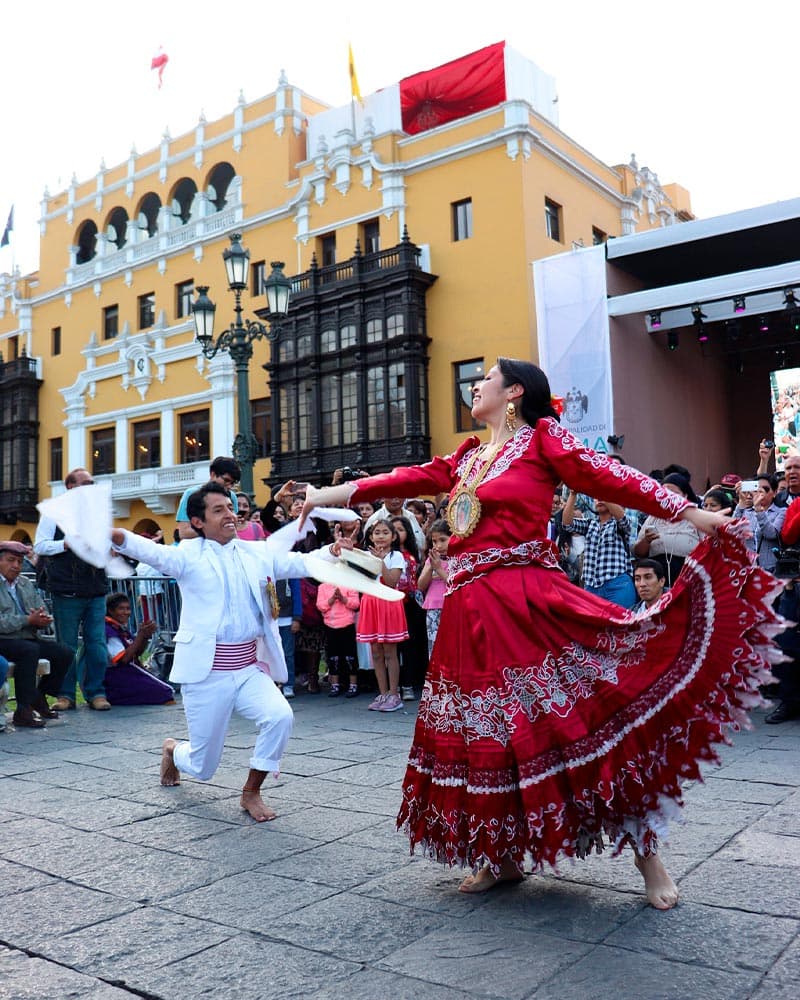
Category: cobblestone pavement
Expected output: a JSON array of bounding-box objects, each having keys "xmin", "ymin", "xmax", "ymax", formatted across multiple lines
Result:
[{"xmin": 0, "ymin": 693, "xmax": 798, "ymax": 1000}]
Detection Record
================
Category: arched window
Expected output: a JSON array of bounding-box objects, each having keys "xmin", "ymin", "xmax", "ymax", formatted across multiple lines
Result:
[
  {"xmin": 76, "ymin": 220, "xmax": 98, "ymax": 264},
  {"xmin": 170, "ymin": 178, "xmax": 198, "ymax": 225},
  {"xmin": 206, "ymin": 162, "xmax": 236, "ymax": 211},
  {"xmin": 136, "ymin": 193, "xmax": 161, "ymax": 237},
  {"xmin": 105, "ymin": 207, "xmax": 129, "ymax": 250}
]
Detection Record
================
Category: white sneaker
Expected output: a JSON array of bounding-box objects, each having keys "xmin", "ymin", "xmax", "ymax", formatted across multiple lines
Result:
[
  {"xmin": 368, "ymin": 693, "xmax": 387, "ymax": 711},
  {"xmin": 401, "ymin": 686, "xmax": 415, "ymax": 701},
  {"xmin": 283, "ymin": 685, "xmax": 295, "ymax": 699}
]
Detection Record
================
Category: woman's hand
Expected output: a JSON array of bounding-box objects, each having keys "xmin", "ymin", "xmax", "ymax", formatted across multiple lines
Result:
[{"xmin": 680, "ymin": 506, "xmax": 729, "ymax": 536}]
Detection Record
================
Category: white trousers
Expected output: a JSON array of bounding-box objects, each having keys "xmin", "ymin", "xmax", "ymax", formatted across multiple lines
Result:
[{"xmin": 173, "ymin": 664, "xmax": 293, "ymax": 781}]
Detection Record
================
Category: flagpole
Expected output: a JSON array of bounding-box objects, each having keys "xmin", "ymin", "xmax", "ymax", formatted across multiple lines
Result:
[{"xmin": 348, "ymin": 42, "xmax": 361, "ymax": 142}]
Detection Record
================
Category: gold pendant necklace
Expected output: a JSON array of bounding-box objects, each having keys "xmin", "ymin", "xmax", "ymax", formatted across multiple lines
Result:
[{"xmin": 446, "ymin": 437, "xmax": 509, "ymax": 539}]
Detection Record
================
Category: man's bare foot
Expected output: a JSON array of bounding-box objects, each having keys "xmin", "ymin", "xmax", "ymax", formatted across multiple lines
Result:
[
  {"xmin": 160, "ymin": 738, "xmax": 180, "ymax": 786},
  {"xmin": 459, "ymin": 860, "xmax": 524, "ymax": 894},
  {"xmin": 634, "ymin": 852, "xmax": 679, "ymax": 910},
  {"xmin": 240, "ymin": 789, "xmax": 277, "ymax": 822}
]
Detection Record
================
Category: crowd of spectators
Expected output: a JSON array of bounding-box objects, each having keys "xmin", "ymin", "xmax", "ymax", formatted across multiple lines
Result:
[{"xmin": 2, "ymin": 437, "xmax": 799, "ymax": 729}]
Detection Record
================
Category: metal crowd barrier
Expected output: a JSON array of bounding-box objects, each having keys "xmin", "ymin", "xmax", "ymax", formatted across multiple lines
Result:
[{"xmin": 107, "ymin": 575, "xmax": 181, "ymax": 638}]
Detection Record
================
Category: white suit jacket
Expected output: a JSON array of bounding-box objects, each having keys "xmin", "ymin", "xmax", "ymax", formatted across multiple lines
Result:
[{"xmin": 114, "ymin": 523, "xmax": 329, "ymax": 684}]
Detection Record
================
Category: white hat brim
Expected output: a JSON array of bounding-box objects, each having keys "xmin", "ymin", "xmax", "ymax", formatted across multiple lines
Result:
[
  {"xmin": 305, "ymin": 554, "xmax": 404, "ymax": 602},
  {"xmin": 308, "ymin": 506, "xmax": 361, "ymax": 523}
]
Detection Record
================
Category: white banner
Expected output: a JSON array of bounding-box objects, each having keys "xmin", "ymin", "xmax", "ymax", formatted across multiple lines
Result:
[{"xmin": 533, "ymin": 245, "xmax": 614, "ymax": 454}]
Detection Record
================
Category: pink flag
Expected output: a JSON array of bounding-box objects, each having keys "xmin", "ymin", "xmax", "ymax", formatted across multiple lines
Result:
[{"xmin": 151, "ymin": 48, "xmax": 169, "ymax": 88}]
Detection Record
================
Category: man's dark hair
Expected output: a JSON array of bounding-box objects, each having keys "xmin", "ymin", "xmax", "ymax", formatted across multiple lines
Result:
[
  {"xmin": 758, "ymin": 473, "xmax": 779, "ymax": 491},
  {"xmin": 209, "ymin": 456, "xmax": 241, "ymax": 481},
  {"xmin": 608, "ymin": 454, "xmax": 626, "ymax": 464},
  {"xmin": 186, "ymin": 481, "xmax": 230, "ymax": 531},
  {"xmin": 106, "ymin": 591, "xmax": 130, "ymax": 613},
  {"xmin": 633, "ymin": 558, "xmax": 666, "ymax": 581}
]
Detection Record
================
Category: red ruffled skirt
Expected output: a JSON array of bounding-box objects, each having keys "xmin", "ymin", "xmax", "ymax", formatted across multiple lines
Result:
[
  {"xmin": 357, "ymin": 593, "xmax": 409, "ymax": 644},
  {"xmin": 397, "ymin": 523, "xmax": 783, "ymax": 873}
]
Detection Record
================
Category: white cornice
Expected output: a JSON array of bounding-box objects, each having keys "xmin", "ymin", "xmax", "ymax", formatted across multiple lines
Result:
[
  {"xmin": 70, "ymin": 389, "xmax": 217, "ymax": 426},
  {"xmin": 30, "ymin": 99, "xmax": 638, "ymax": 310},
  {"xmin": 41, "ymin": 105, "xmax": 307, "ymax": 224}
]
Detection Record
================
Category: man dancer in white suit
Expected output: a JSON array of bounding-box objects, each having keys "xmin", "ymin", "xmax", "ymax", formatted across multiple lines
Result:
[{"xmin": 111, "ymin": 482, "xmax": 339, "ymax": 822}]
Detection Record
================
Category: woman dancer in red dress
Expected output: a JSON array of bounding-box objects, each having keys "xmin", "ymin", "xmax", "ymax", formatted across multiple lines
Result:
[{"xmin": 303, "ymin": 358, "xmax": 781, "ymax": 907}]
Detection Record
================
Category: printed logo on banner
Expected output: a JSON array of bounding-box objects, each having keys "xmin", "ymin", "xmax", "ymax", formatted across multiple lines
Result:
[{"xmin": 564, "ymin": 387, "xmax": 589, "ymax": 425}]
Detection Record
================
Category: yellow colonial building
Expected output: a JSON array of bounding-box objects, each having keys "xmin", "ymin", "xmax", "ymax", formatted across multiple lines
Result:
[{"xmin": 0, "ymin": 42, "xmax": 689, "ymax": 540}]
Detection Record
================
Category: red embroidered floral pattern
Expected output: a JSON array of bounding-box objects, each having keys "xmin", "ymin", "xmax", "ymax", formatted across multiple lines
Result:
[
  {"xmin": 454, "ymin": 426, "xmax": 534, "ymax": 483},
  {"xmin": 446, "ymin": 539, "xmax": 561, "ymax": 594},
  {"xmin": 543, "ymin": 419, "xmax": 689, "ymax": 518},
  {"xmin": 417, "ymin": 618, "xmax": 666, "ymax": 746}
]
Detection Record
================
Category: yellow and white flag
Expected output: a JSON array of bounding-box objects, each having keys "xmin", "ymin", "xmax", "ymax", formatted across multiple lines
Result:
[{"xmin": 348, "ymin": 43, "xmax": 362, "ymax": 104}]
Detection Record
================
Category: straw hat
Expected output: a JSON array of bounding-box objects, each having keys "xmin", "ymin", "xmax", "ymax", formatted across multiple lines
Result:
[{"xmin": 304, "ymin": 550, "xmax": 404, "ymax": 602}]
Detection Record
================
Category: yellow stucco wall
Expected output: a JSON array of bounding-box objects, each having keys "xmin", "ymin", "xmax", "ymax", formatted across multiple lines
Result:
[{"xmin": 0, "ymin": 70, "xmax": 689, "ymax": 540}]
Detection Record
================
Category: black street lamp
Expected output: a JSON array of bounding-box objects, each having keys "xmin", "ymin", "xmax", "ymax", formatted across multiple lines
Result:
[{"xmin": 191, "ymin": 233, "xmax": 291, "ymax": 496}]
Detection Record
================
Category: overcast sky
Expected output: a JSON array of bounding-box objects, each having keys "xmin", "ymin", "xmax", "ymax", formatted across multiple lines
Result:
[{"xmin": 2, "ymin": 1, "xmax": 796, "ymax": 275}]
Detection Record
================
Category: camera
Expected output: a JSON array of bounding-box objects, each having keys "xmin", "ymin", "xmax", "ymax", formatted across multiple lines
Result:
[
  {"xmin": 763, "ymin": 439, "xmax": 775, "ymax": 449},
  {"xmin": 739, "ymin": 479, "xmax": 760, "ymax": 492},
  {"xmin": 774, "ymin": 547, "xmax": 800, "ymax": 579},
  {"xmin": 340, "ymin": 467, "xmax": 367, "ymax": 482}
]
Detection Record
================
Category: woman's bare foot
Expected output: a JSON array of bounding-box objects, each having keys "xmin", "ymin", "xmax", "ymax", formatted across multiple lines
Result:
[
  {"xmin": 240, "ymin": 789, "xmax": 277, "ymax": 822},
  {"xmin": 459, "ymin": 860, "xmax": 524, "ymax": 894},
  {"xmin": 634, "ymin": 852, "xmax": 679, "ymax": 910},
  {"xmin": 160, "ymin": 738, "xmax": 180, "ymax": 786}
]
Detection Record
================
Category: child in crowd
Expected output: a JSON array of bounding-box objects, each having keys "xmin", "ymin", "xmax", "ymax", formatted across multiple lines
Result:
[
  {"xmin": 316, "ymin": 581, "xmax": 360, "ymax": 698},
  {"xmin": 418, "ymin": 519, "xmax": 451, "ymax": 657},
  {"xmin": 391, "ymin": 514, "xmax": 427, "ymax": 700},
  {"xmin": 356, "ymin": 520, "xmax": 408, "ymax": 712}
]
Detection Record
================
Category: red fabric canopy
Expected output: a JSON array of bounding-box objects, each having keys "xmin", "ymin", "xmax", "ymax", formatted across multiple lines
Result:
[{"xmin": 400, "ymin": 41, "xmax": 507, "ymax": 136}]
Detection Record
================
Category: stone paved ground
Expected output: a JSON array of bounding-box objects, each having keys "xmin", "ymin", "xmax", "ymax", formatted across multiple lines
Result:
[{"xmin": 0, "ymin": 694, "xmax": 798, "ymax": 1000}]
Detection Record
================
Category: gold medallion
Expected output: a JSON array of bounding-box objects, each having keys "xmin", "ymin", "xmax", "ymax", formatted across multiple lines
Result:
[
  {"xmin": 265, "ymin": 579, "xmax": 280, "ymax": 620},
  {"xmin": 446, "ymin": 488, "xmax": 482, "ymax": 539},
  {"xmin": 446, "ymin": 436, "xmax": 510, "ymax": 539}
]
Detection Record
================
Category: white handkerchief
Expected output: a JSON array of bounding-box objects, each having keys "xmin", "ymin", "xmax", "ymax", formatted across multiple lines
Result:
[
  {"xmin": 37, "ymin": 482, "xmax": 133, "ymax": 578},
  {"xmin": 308, "ymin": 507, "xmax": 360, "ymax": 523}
]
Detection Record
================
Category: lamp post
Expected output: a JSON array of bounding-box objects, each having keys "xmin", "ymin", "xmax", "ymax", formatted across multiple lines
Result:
[{"xmin": 191, "ymin": 233, "xmax": 291, "ymax": 496}]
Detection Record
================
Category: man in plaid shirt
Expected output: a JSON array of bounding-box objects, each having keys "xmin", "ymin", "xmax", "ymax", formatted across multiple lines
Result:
[{"xmin": 561, "ymin": 490, "xmax": 636, "ymax": 608}]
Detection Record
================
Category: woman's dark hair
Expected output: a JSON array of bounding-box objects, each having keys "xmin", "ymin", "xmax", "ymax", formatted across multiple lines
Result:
[
  {"xmin": 260, "ymin": 498, "xmax": 287, "ymax": 534},
  {"xmin": 390, "ymin": 514, "xmax": 420, "ymax": 562},
  {"xmin": 497, "ymin": 357, "xmax": 558, "ymax": 425},
  {"xmin": 663, "ymin": 472, "xmax": 700, "ymax": 505},
  {"xmin": 703, "ymin": 489, "xmax": 733, "ymax": 511},
  {"xmin": 663, "ymin": 463, "xmax": 691, "ymax": 482}
]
